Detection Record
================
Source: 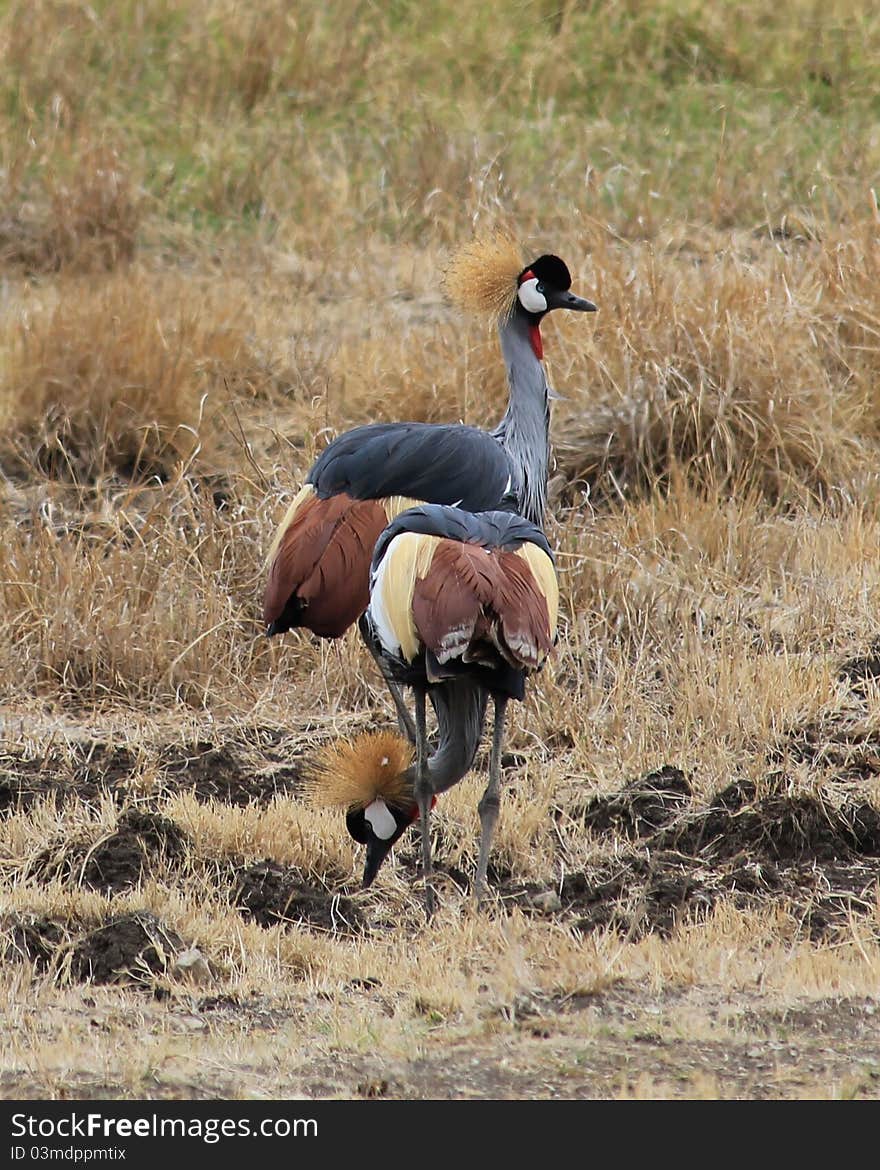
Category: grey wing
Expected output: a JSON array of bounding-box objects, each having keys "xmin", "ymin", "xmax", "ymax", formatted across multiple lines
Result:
[
  {"xmin": 477, "ymin": 510, "xmax": 555, "ymax": 559},
  {"xmin": 370, "ymin": 503, "xmax": 480, "ymax": 571},
  {"xmin": 371, "ymin": 504, "xmax": 553, "ymax": 573},
  {"xmin": 307, "ymin": 422, "xmax": 515, "ymax": 510}
]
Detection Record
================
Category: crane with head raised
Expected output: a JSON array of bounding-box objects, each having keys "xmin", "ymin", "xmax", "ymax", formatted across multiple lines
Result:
[
  {"xmin": 262, "ymin": 235, "xmax": 591, "ymax": 734},
  {"xmin": 309, "ymin": 502, "xmax": 559, "ymax": 915}
]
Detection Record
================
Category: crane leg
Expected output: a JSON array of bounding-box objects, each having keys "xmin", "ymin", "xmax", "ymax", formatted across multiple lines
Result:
[
  {"xmin": 372, "ymin": 650, "xmax": 417, "ymax": 743},
  {"xmin": 475, "ymin": 694, "xmax": 508, "ymax": 906},
  {"xmin": 412, "ymin": 686, "xmax": 436, "ymax": 919}
]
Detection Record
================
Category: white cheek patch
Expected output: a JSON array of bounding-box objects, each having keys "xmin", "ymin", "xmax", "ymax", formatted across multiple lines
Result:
[
  {"xmin": 517, "ymin": 277, "xmax": 547, "ymax": 314},
  {"xmin": 364, "ymin": 798, "xmax": 397, "ymax": 841}
]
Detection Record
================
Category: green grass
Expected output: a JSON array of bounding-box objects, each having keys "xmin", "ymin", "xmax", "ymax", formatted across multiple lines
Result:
[{"xmin": 2, "ymin": 0, "xmax": 878, "ymax": 249}]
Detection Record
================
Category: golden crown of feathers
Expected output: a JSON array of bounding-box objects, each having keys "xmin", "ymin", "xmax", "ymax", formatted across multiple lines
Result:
[
  {"xmin": 442, "ymin": 230, "xmax": 525, "ymax": 324},
  {"xmin": 305, "ymin": 730, "xmax": 415, "ymax": 811}
]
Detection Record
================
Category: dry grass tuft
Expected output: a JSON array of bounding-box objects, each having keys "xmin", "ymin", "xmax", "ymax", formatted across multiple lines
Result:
[
  {"xmin": 0, "ymin": 270, "xmax": 303, "ymax": 482},
  {"xmin": 0, "ymin": 473, "xmax": 275, "ymax": 708},
  {"xmin": 553, "ymin": 222, "xmax": 879, "ymax": 505},
  {"xmin": 326, "ymin": 326, "xmax": 509, "ymax": 431},
  {"xmin": 0, "ymin": 141, "xmax": 142, "ymax": 274},
  {"xmin": 0, "ymin": 275, "xmax": 206, "ymax": 480}
]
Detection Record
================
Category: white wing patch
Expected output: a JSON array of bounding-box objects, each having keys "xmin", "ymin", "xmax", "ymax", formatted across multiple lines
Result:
[
  {"xmin": 368, "ymin": 552, "xmax": 403, "ymax": 657},
  {"xmin": 436, "ymin": 623, "xmax": 475, "ymax": 663},
  {"xmin": 368, "ymin": 531, "xmax": 440, "ymax": 661}
]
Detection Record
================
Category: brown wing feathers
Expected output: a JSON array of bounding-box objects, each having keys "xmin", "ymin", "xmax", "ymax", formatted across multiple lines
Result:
[
  {"xmin": 411, "ymin": 538, "xmax": 555, "ymax": 671},
  {"xmin": 263, "ymin": 490, "xmax": 390, "ymax": 637},
  {"xmin": 410, "ymin": 542, "xmax": 485, "ymax": 662},
  {"xmin": 493, "ymin": 550, "xmax": 555, "ymax": 668}
]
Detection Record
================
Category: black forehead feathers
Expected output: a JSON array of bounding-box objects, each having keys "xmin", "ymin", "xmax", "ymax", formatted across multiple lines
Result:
[
  {"xmin": 519, "ymin": 254, "xmax": 572, "ymax": 291},
  {"xmin": 345, "ymin": 808, "xmax": 370, "ymax": 844}
]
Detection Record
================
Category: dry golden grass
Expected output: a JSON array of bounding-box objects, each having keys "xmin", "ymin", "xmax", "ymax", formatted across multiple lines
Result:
[
  {"xmin": 0, "ymin": 139, "xmax": 141, "ymax": 274},
  {"xmin": 0, "ymin": 267, "xmax": 317, "ymax": 482},
  {"xmin": 2, "ymin": 0, "xmax": 880, "ymax": 1102},
  {"xmin": 553, "ymin": 215, "xmax": 880, "ymax": 504}
]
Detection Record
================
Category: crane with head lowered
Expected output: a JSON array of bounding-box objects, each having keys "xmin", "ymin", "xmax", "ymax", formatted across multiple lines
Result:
[{"xmin": 309, "ymin": 502, "xmax": 559, "ymax": 915}]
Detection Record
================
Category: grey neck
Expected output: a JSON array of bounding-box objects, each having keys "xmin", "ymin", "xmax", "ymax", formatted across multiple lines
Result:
[
  {"xmin": 419, "ymin": 680, "xmax": 488, "ymax": 796},
  {"xmin": 492, "ymin": 309, "xmax": 551, "ymax": 527}
]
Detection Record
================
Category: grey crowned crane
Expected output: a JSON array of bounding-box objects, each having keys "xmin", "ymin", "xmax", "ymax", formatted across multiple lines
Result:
[
  {"xmin": 308, "ymin": 502, "xmax": 559, "ymax": 915},
  {"xmin": 262, "ymin": 235, "xmax": 591, "ymax": 733}
]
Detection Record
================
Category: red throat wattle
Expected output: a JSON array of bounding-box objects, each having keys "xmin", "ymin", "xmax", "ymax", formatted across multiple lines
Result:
[
  {"xmin": 517, "ymin": 270, "xmax": 544, "ymax": 360},
  {"xmin": 408, "ymin": 794, "xmax": 437, "ymax": 823},
  {"xmin": 528, "ymin": 322, "xmax": 543, "ymax": 360}
]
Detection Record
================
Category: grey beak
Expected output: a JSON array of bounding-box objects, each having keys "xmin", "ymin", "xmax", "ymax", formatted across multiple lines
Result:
[
  {"xmin": 562, "ymin": 292, "xmax": 597, "ymax": 312},
  {"xmin": 362, "ymin": 836, "xmax": 395, "ymax": 888}
]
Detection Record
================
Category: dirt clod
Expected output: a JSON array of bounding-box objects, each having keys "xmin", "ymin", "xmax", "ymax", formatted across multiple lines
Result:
[
  {"xmin": 233, "ymin": 860, "xmax": 365, "ymax": 935},
  {"xmin": 569, "ymin": 765, "xmax": 692, "ymax": 837},
  {"xmin": 1, "ymin": 913, "xmax": 66, "ymax": 970},
  {"xmin": 70, "ymin": 911, "xmax": 185, "ymax": 985},
  {"xmin": 28, "ymin": 809, "xmax": 190, "ymax": 893},
  {"xmin": 558, "ymin": 770, "xmax": 880, "ymax": 940},
  {"xmin": 160, "ymin": 740, "xmax": 303, "ymax": 805}
]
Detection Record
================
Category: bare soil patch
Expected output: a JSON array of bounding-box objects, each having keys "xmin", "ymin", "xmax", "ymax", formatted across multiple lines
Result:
[
  {"xmin": 555, "ymin": 770, "xmax": 880, "ymax": 941},
  {"xmin": 231, "ymin": 859, "xmax": 366, "ymax": 935},
  {"xmin": 158, "ymin": 737, "xmax": 305, "ymax": 806},
  {"xmin": 70, "ymin": 911, "xmax": 186, "ymax": 985},
  {"xmin": 0, "ymin": 732, "xmax": 305, "ymax": 813},
  {"xmin": 27, "ymin": 809, "xmax": 190, "ymax": 893},
  {"xmin": 4, "ymin": 720, "xmax": 880, "ymax": 1000}
]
